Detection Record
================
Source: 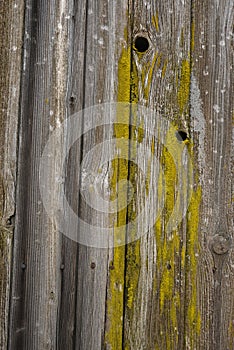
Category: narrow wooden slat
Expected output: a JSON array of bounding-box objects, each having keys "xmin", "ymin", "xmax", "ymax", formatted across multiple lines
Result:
[
  {"xmin": 56, "ymin": 1, "xmax": 87, "ymax": 348},
  {"xmin": 0, "ymin": 1, "xmax": 25, "ymax": 348}
]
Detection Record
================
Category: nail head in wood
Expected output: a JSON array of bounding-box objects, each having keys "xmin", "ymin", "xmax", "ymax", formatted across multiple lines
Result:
[{"xmin": 21, "ymin": 263, "xmax": 26, "ymax": 270}]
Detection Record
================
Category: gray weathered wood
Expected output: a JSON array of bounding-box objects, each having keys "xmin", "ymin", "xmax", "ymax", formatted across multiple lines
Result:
[
  {"xmin": 123, "ymin": 1, "xmax": 193, "ymax": 349},
  {"xmin": 0, "ymin": 0, "xmax": 233, "ymax": 349},
  {"xmin": 72, "ymin": 2, "xmax": 129, "ymax": 349},
  {"xmin": 0, "ymin": 1, "xmax": 25, "ymax": 348},
  {"xmin": 192, "ymin": 0, "xmax": 234, "ymax": 348},
  {"xmin": 8, "ymin": 1, "xmax": 73, "ymax": 348}
]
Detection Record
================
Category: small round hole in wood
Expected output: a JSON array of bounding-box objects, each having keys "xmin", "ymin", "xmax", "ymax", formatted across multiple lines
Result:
[
  {"xmin": 90, "ymin": 262, "xmax": 96, "ymax": 269},
  {"xmin": 176, "ymin": 130, "xmax": 188, "ymax": 142},
  {"xmin": 134, "ymin": 36, "xmax": 149, "ymax": 53},
  {"xmin": 167, "ymin": 263, "xmax": 172, "ymax": 270}
]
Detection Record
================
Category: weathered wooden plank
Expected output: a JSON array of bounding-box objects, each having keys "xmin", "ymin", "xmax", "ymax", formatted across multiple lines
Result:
[
  {"xmin": 192, "ymin": 0, "xmax": 234, "ymax": 349},
  {"xmin": 116, "ymin": 1, "xmax": 195, "ymax": 349},
  {"xmin": 56, "ymin": 1, "xmax": 88, "ymax": 348},
  {"xmin": 0, "ymin": 1, "xmax": 25, "ymax": 348},
  {"xmin": 8, "ymin": 1, "xmax": 74, "ymax": 348},
  {"xmin": 71, "ymin": 1, "xmax": 130, "ymax": 349}
]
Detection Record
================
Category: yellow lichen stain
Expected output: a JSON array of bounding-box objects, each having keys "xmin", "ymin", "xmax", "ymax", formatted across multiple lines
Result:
[
  {"xmin": 187, "ymin": 188, "xmax": 201, "ymax": 274},
  {"xmin": 162, "ymin": 146, "xmax": 177, "ymax": 222},
  {"xmin": 106, "ymin": 42, "xmax": 131, "ymax": 350},
  {"xmin": 162, "ymin": 59, "xmax": 168, "ymax": 78},
  {"xmin": 107, "ymin": 17, "xmax": 202, "ymax": 350},
  {"xmin": 117, "ymin": 47, "xmax": 131, "ymax": 104},
  {"xmin": 229, "ymin": 320, "xmax": 234, "ymax": 348},
  {"xmin": 159, "ymin": 232, "xmax": 180, "ymax": 313},
  {"xmin": 157, "ymin": 136, "xmax": 178, "ymax": 312},
  {"xmin": 160, "ymin": 267, "xmax": 174, "ymax": 310},
  {"xmin": 126, "ymin": 239, "xmax": 140, "ymax": 309},
  {"xmin": 153, "ymin": 123, "xmax": 202, "ymax": 348},
  {"xmin": 183, "ymin": 138, "xmax": 190, "ymax": 145},
  {"xmin": 106, "ymin": 26, "xmax": 141, "ymax": 348},
  {"xmin": 171, "ymin": 292, "xmax": 180, "ymax": 328},
  {"xmin": 130, "ymin": 60, "xmax": 139, "ymax": 103},
  {"xmin": 191, "ymin": 21, "xmax": 195, "ymax": 52},
  {"xmin": 125, "ymin": 40, "xmax": 141, "ymax": 315},
  {"xmin": 186, "ymin": 186, "xmax": 202, "ymax": 342},
  {"xmin": 155, "ymin": 218, "xmax": 162, "ymax": 269},
  {"xmin": 107, "ymin": 246, "xmax": 125, "ymax": 350},
  {"xmin": 152, "ymin": 11, "xmax": 159, "ymax": 32},
  {"xmin": 177, "ymin": 59, "xmax": 190, "ymax": 113},
  {"xmin": 166, "ymin": 333, "xmax": 171, "ymax": 349},
  {"xmin": 136, "ymin": 124, "xmax": 144, "ymax": 143},
  {"xmin": 181, "ymin": 245, "xmax": 186, "ymax": 268}
]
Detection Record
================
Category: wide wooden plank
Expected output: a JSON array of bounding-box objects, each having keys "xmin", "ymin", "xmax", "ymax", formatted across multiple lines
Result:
[
  {"xmin": 192, "ymin": 0, "xmax": 234, "ymax": 349},
  {"xmin": 0, "ymin": 1, "xmax": 25, "ymax": 348},
  {"xmin": 71, "ymin": 1, "xmax": 130, "ymax": 349},
  {"xmin": 122, "ymin": 1, "xmax": 195, "ymax": 349},
  {"xmin": 8, "ymin": 1, "xmax": 74, "ymax": 348}
]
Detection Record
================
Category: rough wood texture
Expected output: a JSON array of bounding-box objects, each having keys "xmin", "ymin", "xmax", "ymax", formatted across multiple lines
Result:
[
  {"xmin": 0, "ymin": 0, "xmax": 233, "ymax": 349},
  {"xmin": 8, "ymin": 1, "xmax": 73, "ymax": 348},
  {"xmin": 192, "ymin": 0, "xmax": 234, "ymax": 348},
  {"xmin": 0, "ymin": 1, "xmax": 25, "ymax": 348},
  {"xmin": 123, "ymin": 1, "xmax": 193, "ymax": 349}
]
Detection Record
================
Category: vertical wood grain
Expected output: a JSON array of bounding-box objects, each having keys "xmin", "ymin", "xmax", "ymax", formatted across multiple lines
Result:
[
  {"xmin": 0, "ymin": 1, "xmax": 25, "ymax": 348},
  {"xmin": 8, "ymin": 1, "xmax": 74, "ymax": 348},
  {"xmin": 122, "ymin": 1, "xmax": 194, "ymax": 349},
  {"xmin": 0, "ymin": 0, "xmax": 233, "ymax": 349},
  {"xmin": 192, "ymin": 0, "xmax": 234, "ymax": 349},
  {"xmin": 71, "ymin": 2, "xmax": 130, "ymax": 349}
]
